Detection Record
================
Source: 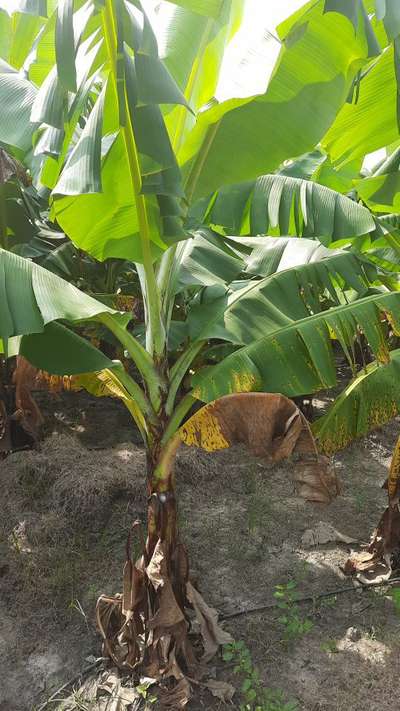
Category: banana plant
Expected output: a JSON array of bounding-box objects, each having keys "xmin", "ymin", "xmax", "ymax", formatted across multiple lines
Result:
[{"xmin": 1, "ymin": 0, "xmax": 400, "ymax": 693}]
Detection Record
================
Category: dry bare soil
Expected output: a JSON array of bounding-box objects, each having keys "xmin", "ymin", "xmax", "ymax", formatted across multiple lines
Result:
[{"xmin": 1, "ymin": 390, "xmax": 400, "ymax": 711}]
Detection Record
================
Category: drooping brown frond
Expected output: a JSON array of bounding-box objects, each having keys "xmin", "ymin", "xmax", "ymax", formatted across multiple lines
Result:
[
  {"xmin": 179, "ymin": 393, "xmax": 339, "ymax": 504},
  {"xmin": 12, "ymin": 357, "xmax": 43, "ymax": 442},
  {"xmin": 345, "ymin": 434, "xmax": 400, "ymax": 578},
  {"xmin": 0, "ymin": 147, "xmax": 31, "ymax": 186}
]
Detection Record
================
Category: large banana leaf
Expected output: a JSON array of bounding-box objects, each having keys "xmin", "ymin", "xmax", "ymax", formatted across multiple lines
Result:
[
  {"xmin": 0, "ymin": 62, "xmax": 37, "ymax": 151},
  {"xmin": 0, "ymin": 0, "xmax": 382, "ymax": 267},
  {"xmin": 20, "ymin": 320, "xmax": 114, "ymax": 373},
  {"xmin": 195, "ymin": 174, "xmax": 376, "ymax": 243},
  {"xmin": 157, "ymin": 0, "xmax": 243, "ymax": 153},
  {"xmin": 313, "ymin": 349, "xmax": 400, "ymax": 454},
  {"xmin": 179, "ymin": 2, "xmax": 378, "ymax": 199},
  {"xmin": 185, "ymin": 240, "xmax": 373, "ymax": 345},
  {"xmin": 323, "ymin": 0, "xmax": 400, "ymax": 143},
  {"xmin": 48, "ymin": 1, "xmax": 191, "ymax": 262},
  {"xmin": 355, "ymin": 148, "xmax": 400, "ymax": 211},
  {"xmin": 323, "ymin": 46, "xmax": 398, "ymax": 165},
  {"xmin": 175, "ymin": 228, "xmax": 245, "ymax": 289},
  {"xmin": 229, "ymin": 235, "xmax": 375, "ymax": 278},
  {"xmin": 0, "ymin": 247, "xmax": 129, "ymax": 347},
  {"xmin": 191, "ymin": 289, "xmax": 400, "ymax": 401}
]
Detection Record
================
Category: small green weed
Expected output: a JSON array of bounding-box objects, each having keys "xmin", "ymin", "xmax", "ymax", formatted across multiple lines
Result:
[
  {"xmin": 388, "ymin": 587, "xmax": 400, "ymax": 615},
  {"xmin": 317, "ymin": 594, "xmax": 337, "ymax": 610},
  {"xmin": 136, "ymin": 679, "xmax": 157, "ymax": 704},
  {"xmin": 223, "ymin": 640, "xmax": 298, "ymax": 711},
  {"xmin": 274, "ymin": 581, "xmax": 313, "ymax": 643},
  {"xmin": 321, "ymin": 638, "xmax": 339, "ymax": 654}
]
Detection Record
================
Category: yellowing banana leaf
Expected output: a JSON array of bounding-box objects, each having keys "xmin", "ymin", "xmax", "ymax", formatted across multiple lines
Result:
[
  {"xmin": 313, "ymin": 348, "xmax": 400, "ymax": 455},
  {"xmin": 186, "ymin": 242, "xmax": 373, "ymax": 345},
  {"xmin": 191, "ymin": 290, "xmax": 400, "ymax": 402}
]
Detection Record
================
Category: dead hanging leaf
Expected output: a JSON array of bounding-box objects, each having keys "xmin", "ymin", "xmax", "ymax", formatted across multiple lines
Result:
[
  {"xmin": 179, "ymin": 392, "xmax": 339, "ymax": 504},
  {"xmin": 0, "ymin": 147, "xmax": 31, "ymax": 186},
  {"xmin": 0, "ymin": 357, "xmax": 43, "ymax": 455},
  {"xmin": 148, "ymin": 585, "xmax": 185, "ymax": 631},
  {"xmin": 387, "ymin": 434, "xmax": 400, "ymax": 502},
  {"xmin": 146, "ymin": 539, "xmax": 186, "ymax": 630},
  {"xmin": 205, "ymin": 678, "xmax": 236, "ymax": 702},
  {"xmin": 301, "ymin": 522, "xmax": 357, "ymax": 547},
  {"xmin": 159, "ymin": 677, "xmax": 191, "ymax": 709},
  {"xmin": 97, "ymin": 671, "xmax": 141, "ymax": 710},
  {"xmin": 122, "ymin": 559, "xmax": 145, "ymax": 617},
  {"xmin": 345, "ymin": 435, "xmax": 400, "ymax": 578},
  {"xmin": 292, "ymin": 456, "xmax": 340, "ymax": 504},
  {"xmin": 146, "ymin": 538, "xmax": 168, "ymax": 591},
  {"xmin": 345, "ymin": 507, "xmax": 400, "ymax": 579},
  {"xmin": 97, "ymin": 534, "xmax": 190, "ymax": 677},
  {"xmin": 186, "ymin": 582, "xmax": 233, "ymax": 662},
  {"xmin": 13, "ymin": 357, "xmax": 44, "ymax": 440},
  {"xmin": 0, "ymin": 399, "xmax": 11, "ymax": 454},
  {"xmin": 97, "ymin": 591, "xmax": 145, "ymax": 671}
]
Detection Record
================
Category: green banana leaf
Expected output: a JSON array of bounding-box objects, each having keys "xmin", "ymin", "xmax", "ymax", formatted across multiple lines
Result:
[
  {"xmin": 49, "ymin": 1, "xmax": 190, "ymax": 261},
  {"xmin": 185, "ymin": 240, "xmax": 374, "ymax": 345},
  {"xmin": 0, "ymin": 62, "xmax": 37, "ymax": 151},
  {"xmin": 191, "ymin": 289, "xmax": 400, "ymax": 401},
  {"xmin": 0, "ymin": 247, "xmax": 129, "ymax": 347},
  {"xmin": 196, "ymin": 174, "xmax": 376, "ymax": 242},
  {"xmin": 180, "ymin": 2, "xmax": 378, "ymax": 199},
  {"xmin": 20, "ymin": 320, "xmax": 114, "ymax": 374},
  {"xmin": 229, "ymin": 235, "xmax": 374, "ymax": 278},
  {"xmin": 355, "ymin": 172, "xmax": 400, "ymax": 212},
  {"xmin": 323, "ymin": 46, "xmax": 398, "ymax": 165},
  {"xmin": 313, "ymin": 348, "xmax": 400, "ymax": 454},
  {"xmin": 176, "ymin": 228, "xmax": 245, "ymax": 289},
  {"xmin": 0, "ymin": 0, "xmax": 383, "ymax": 266},
  {"xmin": 159, "ymin": 0, "xmax": 243, "ymax": 154}
]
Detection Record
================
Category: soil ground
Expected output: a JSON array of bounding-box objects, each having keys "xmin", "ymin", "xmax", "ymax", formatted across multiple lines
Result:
[{"xmin": 1, "ymin": 388, "xmax": 400, "ymax": 711}]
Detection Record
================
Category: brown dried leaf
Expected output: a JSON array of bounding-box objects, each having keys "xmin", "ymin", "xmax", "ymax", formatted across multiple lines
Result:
[
  {"xmin": 148, "ymin": 585, "xmax": 185, "ymax": 630},
  {"xmin": 205, "ymin": 678, "xmax": 236, "ymax": 702},
  {"xmin": 146, "ymin": 541, "xmax": 185, "ymax": 631},
  {"xmin": 122, "ymin": 560, "xmax": 144, "ymax": 617},
  {"xmin": 12, "ymin": 357, "xmax": 43, "ymax": 440},
  {"xmin": 96, "ymin": 594, "xmax": 128, "ymax": 667},
  {"xmin": 146, "ymin": 539, "xmax": 168, "ymax": 591},
  {"xmin": 159, "ymin": 678, "xmax": 191, "ymax": 709},
  {"xmin": 97, "ymin": 671, "xmax": 140, "ymax": 709},
  {"xmin": 388, "ymin": 434, "xmax": 400, "ymax": 501},
  {"xmin": 186, "ymin": 582, "xmax": 232, "ymax": 662},
  {"xmin": 301, "ymin": 522, "xmax": 356, "ymax": 547},
  {"xmin": 0, "ymin": 400, "xmax": 11, "ymax": 453},
  {"xmin": 179, "ymin": 393, "xmax": 338, "ymax": 504},
  {"xmin": 344, "ymin": 507, "xmax": 400, "ymax": 578},
  {"xmin": 346, "ymin": 435, "xmax": 400, "ymax": 577},
  {"xmin": 292, "ymin": 457, "xmax": 340, "ymax": 504},
  {"xmin": 0, "ymin": 147, "xmax": 30, "ymax": 186}
]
